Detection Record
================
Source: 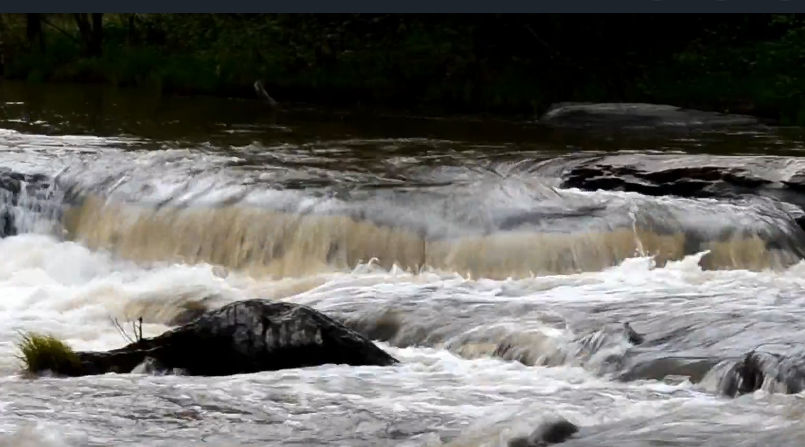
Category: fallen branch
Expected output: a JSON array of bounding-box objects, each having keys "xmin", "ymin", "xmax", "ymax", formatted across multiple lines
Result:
[
  {"xmin": 254, "ymin": 80, "xmax": 279, "ymax": 108},
  {"xmin": 109, "ymin": 316, "xmax": 135, "ymax": 344},
  {"xmin": 135, "ymin": 317, "xmax": 143, "ymax": 342},
  {"xmin": 41, "ymin": 18, "xmax": 80, "ymax": 44},
  {"xmin": 139, "ymin": 317, "xmax": 143, "ymax": 341}
]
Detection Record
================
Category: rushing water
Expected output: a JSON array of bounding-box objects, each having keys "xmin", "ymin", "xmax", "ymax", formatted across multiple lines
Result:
[{"xmin": 2, "ymin": 82, "xmax": 805, "ymax": 446}]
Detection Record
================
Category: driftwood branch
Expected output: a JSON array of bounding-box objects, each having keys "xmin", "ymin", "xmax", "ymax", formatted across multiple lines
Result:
[
  {"xmin": 523, "ymin": 24, "xmax": 584, "ymax": 71},
  {"xmin": 254, "ymin": 80, "xmax": 279, "ymax": 108},
  {"xmin": 138, "ymin": 317, "xmax": 143, "ymax": 341},
  {"xmin": 41, "ymin": 18, "xmax": 80, "ymax": 44},
  {"xmin": 109, "ymin": 316, "xmax": 134, "ymax": 344},
  {"xmin": 524, "ymin": 24, "xmax": 561, "ymax": 59},
  {"xmin": 109, "ymin": 315, "xmax": 143, "ymax": 344}
]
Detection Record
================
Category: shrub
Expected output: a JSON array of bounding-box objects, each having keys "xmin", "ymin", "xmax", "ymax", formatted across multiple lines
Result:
[{"xmin": 15, "ymin": 332, "xmax": 81, "ymax": 376}]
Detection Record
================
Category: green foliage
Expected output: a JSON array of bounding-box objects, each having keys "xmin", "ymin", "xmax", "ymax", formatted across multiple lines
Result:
[
  {"xmin": 16, "ymin": 331, "xmax": 81, "ymax": 375},
  {"xmin": 2, "ymin": 14, "xmax": 805, "ymax": 120},
  {"xmin": 645, "ymin": 14, "xmax": 805, "ymax": 125}
]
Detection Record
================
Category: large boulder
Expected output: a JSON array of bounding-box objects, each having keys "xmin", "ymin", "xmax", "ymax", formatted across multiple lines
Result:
[
  {"xmin": 539, "ymin": 102, "xmax": 760, "ymax": 129},
  {"xmin": 57, "ymin": 300, "xmax": 399, "ymax": 377}
]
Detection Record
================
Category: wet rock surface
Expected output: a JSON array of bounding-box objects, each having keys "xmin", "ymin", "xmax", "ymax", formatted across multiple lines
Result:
[
  {"xmin": 616, "ymin": 343, "xmax": 805, "ymax": 397},
  {"xmin": 0, "ymin": 167, "xmax": 51, "ymax": 197},
  {"xmin": 561, "ymin": 154, "xmax": 800, "ymax": 201},
  {"xmin": 60, "ymin": 300, "xmax": 399, "ymax": 377},
  {"xmin": 717, "ymin": 344, "xmax": 805, "ymax": 397},
  {"xmin": 622, "ymin": 322, "xmax": 643, "ymax": 345},
  {"xmin": 508, "ymin": 416, "xmax": 580, "ymax": 447},
  {"xmin": 540, "ymin": 102, "xmax": 761, "ymax": 129},
  {"xmin": 559, "ymin": 154, "xmax": 805, "ymax": 241},
  {"xmin": 129, "ymin": 356, "xmax": 180, "ymax": 376},
  {"xmin": 0, "ymin": 167, "xmax": 57, "ymax": 238},
  {"xmin": 617, "ymin": 356, "xmax": 720, "ymax": 384}
]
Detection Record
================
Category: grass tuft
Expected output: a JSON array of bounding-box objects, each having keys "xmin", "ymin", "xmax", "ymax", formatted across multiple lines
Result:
[{"xmin": 15, "ymin": 332, "xmax": 81, "ymax": 375}]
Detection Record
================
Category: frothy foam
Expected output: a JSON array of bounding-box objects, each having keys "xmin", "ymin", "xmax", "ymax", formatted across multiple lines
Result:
[{"xmin": 1, "ymin": 206, "xmax": 804, "ymax": 445}]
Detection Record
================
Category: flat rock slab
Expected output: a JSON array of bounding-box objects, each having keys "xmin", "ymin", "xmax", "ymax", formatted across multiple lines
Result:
[
  {"xmin": 560, "ymin": 154, "xmax": 805, "ymax": 213},
  {"xmin": 508, "ymin": 416, "xmax": 580, "ymax": 447},
  {"xmin": 67, "ymin": 299, "xmax": 399, "ymax": 377},
  {"xmin": 540, "ymin": 102, "xmax": 760, "ymax": 129}
]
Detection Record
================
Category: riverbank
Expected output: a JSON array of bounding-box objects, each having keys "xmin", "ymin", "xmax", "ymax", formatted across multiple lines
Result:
[{"xmin": 3, "ymin": 14, "xmax": 805, "ymax": 123}]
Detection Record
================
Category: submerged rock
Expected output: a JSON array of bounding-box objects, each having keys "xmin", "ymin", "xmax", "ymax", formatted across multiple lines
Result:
[
  {"xmin": 508, "ymin": 416, "xmax": 579, "ymax": 447},
  {"xmin": 623, "ymin": 322, "xmax": 644, "ymax": 345},
  {"xmin": 559, "ymin": 153, "xmax": 805, "ymax": 262},
  {"xmin": 539, "ymin": 102, "xmax": 759, "ymax": 129},
  {"xmin": 618, "ymin": 356, "xmax": 720, "ymax": 383},
  {"xmin": 130, "ymin": 356, "xmax": 181, "ymax": 376},
  {"xmin": 559, "ymin": 153, "xmax": 805, "ymax": 215},
  {"xmin": 0, "ymin": 168, "xmax": 59, "ymax": 238},
  {"xmin": 718, "ymin": 345, "xmax": 805, "ymax": 397},
  {"xmin": 52, "ymin": 300, "xmax": 398, "ymax": 377}
]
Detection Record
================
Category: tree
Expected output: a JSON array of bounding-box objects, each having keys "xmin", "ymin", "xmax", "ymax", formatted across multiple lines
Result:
[
  {"xmin": 25, "ymin": 13, "xmax": 45, "ymax": 51},
  {"xmin": 73, "ymin": 13, "xmax": 103, "ymax": 57}
]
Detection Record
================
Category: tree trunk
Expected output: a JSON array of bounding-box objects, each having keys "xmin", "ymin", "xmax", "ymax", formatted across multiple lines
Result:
[
  {"xmin": 126, "ymin": 13, "xmax": 136, "ymax": 45},
  {"xmin": 26, "ymin": 13, "xmax": 45, "ymax": 52},
  {"xmin": 73, "ymin": 13, "xmax": 103, "ymax": 57},
  {"xmin": 0, "ymin": 15, "xmax": 7, "ymax": 77},
  {"xmin": 90, "ymin": 13, "xmax": 103, "ymax": 55}
]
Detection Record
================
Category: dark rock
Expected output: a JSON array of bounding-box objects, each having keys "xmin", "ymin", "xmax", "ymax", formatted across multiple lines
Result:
[
  {"xmin": 558, "ymin": 154, "xmax": 805, "ymax": 262},
  {"xmin": 562, "ymin": 155, "xmax": 749, "ymax": 197},
  {"xmin": 508, "ymin": 416, "xmax": 579, "ymax": 447},
  {"xmin": 131, "ymin": 356, "xmax": 177, "ymax": 376},
  {"xmin": 58, "ymin": 300, "xmax": 399, "ymax": 377},
  {"xmin": 540, "ymin": 102, "xmax": 759, "ymax": 129},
  {"xmin": 0, "ymin": 168, "xmax": 59, "ymax": 238},
  {"xmin": 623, "ymin": 322, "xmax": 644, "ymax": 345},
  {"xmin": 508, "ymin": 437, "xmax": 531, "ymax": 447},
  {"xmin": 718, "ymin": 345, "xmax": 805, "ymax": 397},
  {"xmin": 559, "ymin": 154, "xmax": 805, "ymax": 211}
]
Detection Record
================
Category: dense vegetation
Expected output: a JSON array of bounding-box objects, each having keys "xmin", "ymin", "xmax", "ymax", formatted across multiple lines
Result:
[
  {"xmin": 2, "ymin": 14, "xmax": 805, "ymax": 122},
  {"xmin": 16, "ymin": 332, "xmax": 79, "ymax": 375}
]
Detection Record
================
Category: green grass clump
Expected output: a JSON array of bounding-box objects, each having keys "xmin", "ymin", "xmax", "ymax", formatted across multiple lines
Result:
[{"xmin": 16, "ymin": 332, "xmax": 81, "ymax": 375}]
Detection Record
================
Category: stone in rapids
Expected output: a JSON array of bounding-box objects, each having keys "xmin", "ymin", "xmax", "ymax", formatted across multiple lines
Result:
[
  {"xmin": 507, "ymin": 416, "xmax": 580, "ymax": 447},
  {"xmin": 32, "ymin": 300, "xmax": 399, "ymax": 377},
  {"xmin": 717, "ymin": 344, "xmax": 805, "ymax": 397}
]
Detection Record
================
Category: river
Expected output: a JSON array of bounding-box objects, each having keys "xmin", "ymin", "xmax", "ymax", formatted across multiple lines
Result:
[{"xmin": 1, "ymin": 81, "xmax": 805, "ymax": 447}]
